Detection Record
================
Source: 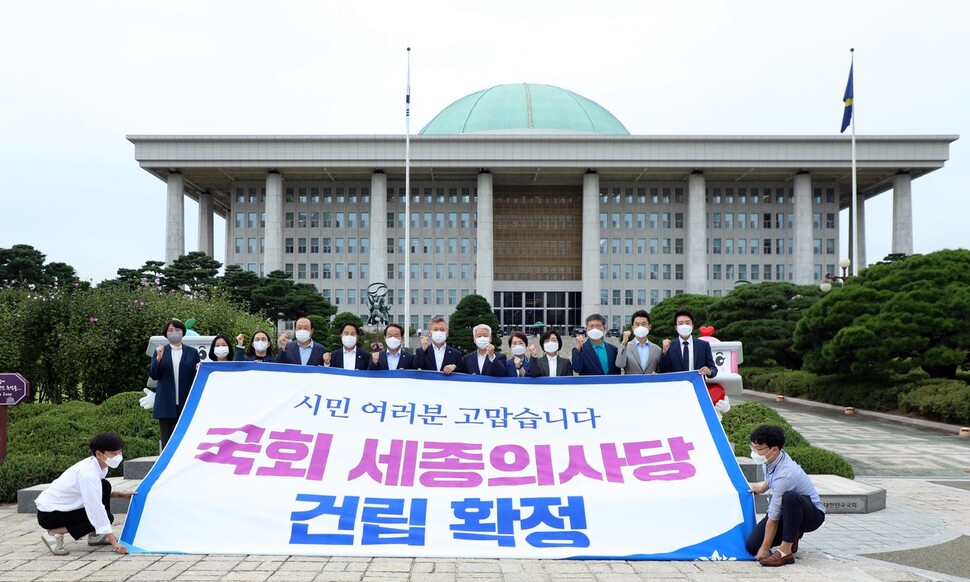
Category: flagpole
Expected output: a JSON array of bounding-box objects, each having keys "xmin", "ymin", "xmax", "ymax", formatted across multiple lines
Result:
[
  {"xmin": 849, "ymin": 48, "xmax": 858, "ymax": 275},
  {"xmin": 404, "ymin": 47, "xmax": 412, "ymax": 348}
]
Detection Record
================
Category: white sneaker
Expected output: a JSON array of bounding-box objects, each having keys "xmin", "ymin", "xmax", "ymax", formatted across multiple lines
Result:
[
  {"xmin": 87, "ymin": 534, "xmax": 111, "ymax": 546},
  {"xmin": 42, "ymin": 533, "xmax": 69, "ymax": 555}
]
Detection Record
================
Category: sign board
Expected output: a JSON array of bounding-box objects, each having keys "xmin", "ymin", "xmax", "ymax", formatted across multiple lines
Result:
[
  {"xmin": 0, "ymin": 373, "xmax": 30, "ymax": 406},
  {"xmin": 122, "ymin": 364, "xmax": 756, "ymax": 560}
]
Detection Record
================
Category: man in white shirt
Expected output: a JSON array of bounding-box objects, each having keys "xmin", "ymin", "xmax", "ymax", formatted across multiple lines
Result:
[
  {"xmin": 414, "ymin": 316, "xmax": 464, "ymax": 374},
  {"xmin": 35, "ymin": 432, "xmax": 135, "ymax": 555}
]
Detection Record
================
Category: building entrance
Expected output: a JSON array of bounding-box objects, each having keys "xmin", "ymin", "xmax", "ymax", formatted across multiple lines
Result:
[{"xmin": 493, "ymin": 291, "xmax": 582, "ymax": 337}]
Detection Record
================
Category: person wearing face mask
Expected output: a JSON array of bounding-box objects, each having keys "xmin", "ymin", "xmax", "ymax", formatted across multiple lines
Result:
[
  {"xmin": 571, "ymin": 314, "xmax": 621, "ymax": 376},
  {"xmin": 276, "ymin": 317, "xmax": 327, "ymax": 366},
  {"xmin": 35, "ymin": 432, "xmax": 136, "ymax": 556},
  {"xmin": 616, "ymin": 310, "xmax": 662, "ymax": 375},
  {"xmin": 207, "ymin": 335, "xmax": 234, "ymax": 362},
  {"xmin": 658, "ymin": 310, "xmax": 717, "ymax": 378},
  {"xmin": 528, "ymin": 330, "xmax": 573, "ymax": 377},
  {"xmin": 369, "ymin": 323, "xmax": 416, "ymax": 370},
  {"xmin": 149, "ymin": 319, "xmax": 201, "ymax": 450},
  {"xmin": 462, "ymin": 324, "xmax": 507, "ymax": 377},
  {"xmin": 746, "ymin": 425, "xmax": 825, "ymax": 566},
  {"xmin": 324, "ymin": 322, "xmax": 371, "ymax": 370},
  {"xmin": 505, "ymin": 331, "xmax": 532, "ymax": 377},
  {"xmin": 236, "ymin": 330, "xmax": 276, "ymax": 362},
  {"xmin": 414, "ymin": 316, "xmax": 465, "ymax": 374}
]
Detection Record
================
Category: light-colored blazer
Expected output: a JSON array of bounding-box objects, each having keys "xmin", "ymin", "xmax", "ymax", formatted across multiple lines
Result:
[{"xmin": 615, "ymin": 340, "xmax": 662, "ymax": 374}]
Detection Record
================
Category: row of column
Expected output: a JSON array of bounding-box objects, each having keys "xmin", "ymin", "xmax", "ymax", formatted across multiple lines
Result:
[{"xmin": 164, "ymin": 169, "xmax": 916, "ymax": 292}]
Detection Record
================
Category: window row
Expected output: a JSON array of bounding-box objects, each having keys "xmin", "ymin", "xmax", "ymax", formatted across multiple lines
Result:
[
  {"xmin": 600, "ymin": 288, "xmax": 675, "ymax": 307},
  {"xmin": 597, "ymin": 186, "xmax": 838, "ymax": 206}
]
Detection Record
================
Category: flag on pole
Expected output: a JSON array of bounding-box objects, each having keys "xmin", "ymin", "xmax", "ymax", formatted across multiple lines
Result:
[
  {"xmin": 406, "ymin": 49, "xmax": 411, "ymax": 132},
  {"xmin": 840, "ymin": 63, "xmax": 853, "ymax": 133}
]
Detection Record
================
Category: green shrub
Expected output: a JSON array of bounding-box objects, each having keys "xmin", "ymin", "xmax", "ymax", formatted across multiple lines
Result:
[
  {"xmin": 898, "ymin": 380, "xmax": 970, "ymax": 425},
  {"xmin": 0, "ymin": 454, "xmax": 77, "ymax": 502},
  {"xmin": 787, "ymin": 445, "xmax": 855, "ymax": 479},
  {"xmin": 10, "ymin": 415, "xmax": 93, "ymax": 459}
]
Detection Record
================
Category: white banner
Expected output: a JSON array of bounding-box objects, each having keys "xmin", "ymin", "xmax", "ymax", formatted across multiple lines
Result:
[{"xmin": 122, "ymin": 363, "xmax": 755, "ymax": 560}]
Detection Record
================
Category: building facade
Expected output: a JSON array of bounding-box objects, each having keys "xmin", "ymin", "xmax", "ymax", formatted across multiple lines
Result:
[{"xmin": 131, "ymin": 84, "xmax": 955, "ymax": 333}]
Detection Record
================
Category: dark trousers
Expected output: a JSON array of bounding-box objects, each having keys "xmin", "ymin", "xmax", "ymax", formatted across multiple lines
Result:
[
  {"xmin": 37, "ymin": 479, "xmax": 113, "ymax": 540},
  {"xmin": 746, "ymin": 491, "xmax": 826, "ymax": 554},
  {"xmin": 158, "ymin": 403, "xmax": 184, "ymax": 451}
]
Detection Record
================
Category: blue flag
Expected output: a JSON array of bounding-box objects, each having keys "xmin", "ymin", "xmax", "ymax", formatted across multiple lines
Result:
[{"xmin": 840, "ymin": 63, "xmax": 853, "ymax": 133}]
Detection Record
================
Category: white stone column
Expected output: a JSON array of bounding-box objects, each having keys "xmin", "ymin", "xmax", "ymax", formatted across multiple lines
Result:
[
  {"xmin": 686, "ymin": 172, "xmax": 707, "ymax": 294},
  {"xmin": 197, "ymin": 190, "xmax": 214, "ymax": 257},
  {"xmin": 165, "ymin": 172, "xmax": 185, "ymax": 264},
  {"xmin": 892, "ymin": 172, "xmax": 913, "ymax": 256},
  {"xmin": 476, "ymin": 171, "xmax": 494, "ymax": 305},
  {"xmin": 793, "ymin": 172, "xmax": 813, "ymax": 284},
  {"xmin": 856, "ymin": 191, "xmax": 867, "ymax": 272},
  {"xmin": 581, "ymin": 170, "xmax": 601, "ymax": 316},
  {"xmin": 264, "ymin": 171, "xmax": 284, "ymax": 274},
  {"xmin": 369, "ymin": 171, "xmax": 388, "ymax": 287}
]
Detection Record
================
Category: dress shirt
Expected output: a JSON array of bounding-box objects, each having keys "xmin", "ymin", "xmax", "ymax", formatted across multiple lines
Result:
[
  {"xmin": 386, "ymin": 350, "xmax": 401, "ymax": 370},
  {"xmin": 635, "ymin": 340, "xmax": 651, "ymax": 371},
  {"xmin": 170, "ymin": 346, "xmax": 182, "ymax": 404},
  {"xmin": 298, "ymin": 341, "xmax": 315, "ymax": 366},
  {"xmin": 764, "ymin": 450, "xmax": 826, "ymax": 520},
  {"xmin": 591, "ymin": 341, "xmax": 609, "ymax": 375},
  {"xmin": 432, "ymin": 343, "xmax": 447, "ymax": 371},
  {"xmin": 342, "ymin": 348, "xmax": 356, "ymax": 370},
  {"xmin": 35, "ymin": 457, "xmax": 113, "ymax": 535},
  {"xmin": 547, "ymin": 355, "xmax": 558, "ymax": 377}
]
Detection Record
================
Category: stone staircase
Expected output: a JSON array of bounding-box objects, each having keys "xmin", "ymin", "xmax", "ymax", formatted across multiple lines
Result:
[{"xmin": 18, "ymin": 456, "xmax": 884, "ymax": 515}]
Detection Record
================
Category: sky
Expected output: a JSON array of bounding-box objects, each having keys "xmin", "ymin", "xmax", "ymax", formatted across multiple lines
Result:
[{"xmin": 1, "ymin": 1, "xmax": 966, "ymax": 283}]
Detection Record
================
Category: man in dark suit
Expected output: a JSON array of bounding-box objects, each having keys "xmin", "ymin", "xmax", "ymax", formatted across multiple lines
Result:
[
  {"xmin": 369, "ymin": 323, "xmax": 416, "ymax": 370},
  {"xmin": 571, "ymin": 314, "xmax": 621, "ymax": 376},
  {"xmin": 462, "ymin": 324, "xmax": 507, "ymax": 377},
  {"xmin": 413, "ymin": 316, "xmax": 464, "ymax": 374},
  {"xmin": 276, "ymin": 317, "xmax": 327, "ymax": 366},
  {"xmin": 148, "ymin": 319, "xmax": 201, "ymax": 450},
  {"xmin": 325, "ymin": 322, "xmax": 370, "ymax": 370},
  {"xmin": 658, "ymin": 310, "xmax": 717, "ymax": 378}
]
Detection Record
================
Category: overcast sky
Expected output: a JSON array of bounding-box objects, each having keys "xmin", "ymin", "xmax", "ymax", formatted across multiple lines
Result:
[{"xmin": 1, "ymin": 1, "xmax": 965, "ymax": 283}]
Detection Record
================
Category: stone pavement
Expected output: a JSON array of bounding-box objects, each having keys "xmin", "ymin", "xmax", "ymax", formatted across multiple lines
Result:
[{"xmin": 3, "ymin": 395, "xmax": 969, "ymax": 582}]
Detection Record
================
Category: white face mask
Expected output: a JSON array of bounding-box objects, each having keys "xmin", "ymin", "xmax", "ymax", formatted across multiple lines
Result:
[
  {"xmin": 677, "ymin": 324, "xmax": 693, "ymax": 338},
  {"xmin": 431, "ymin": 331, "xmax": 447, "ymax": 344},
  {"xmin": 385, "ymin": 337, "xmax": 402, "ymax": 350},
  {"xmin": 475, "ymin": 337, "xmax": 491, "ymax": 350},
  {"xmin": 633, "ymin": 326, "xmax": 650, "ymax": 339},
  {"xmin": 586, "ymin": 328, "xmax": 605, "ymax": 341},
  {"xmin": 511, "ymin": 345, "xmax": 527, "ymax": 356},
  {"xmin": 104, "ymin": 453, "xmax": 123, "ymax": 469},
  {"xmin": 749, "ymin": 450, "xmax": 768, "ymax": 465},
  {"xmin": 166, "ymin": 331, "xmax": 183, "ymax": 344},
  {"xmin": 341, "ymin": 335, "xmax": 358, "ymax": 349},
  {"xmin": 295, "ymin": 329, "xmax": 311, "ymax": 343},
  {"xmin": 543, "ymin": 342, "xmax": 559, "ymax": 354},
  {"xmin": 253, "ymin": 340, "xmax": 269, "ymax": 352},
  {"xmin": 213, "ymin": 346, "xmax": 230, "ymax": 358}
]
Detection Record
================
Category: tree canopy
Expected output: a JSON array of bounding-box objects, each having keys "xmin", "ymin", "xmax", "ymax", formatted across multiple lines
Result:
[
  {"xmin": 0, "ymin": 244, "xmax": 82, "ymax": 288},
  {"xmin": 793, "ymin": 249, "xmax": 970, "ymax": 378},
  {"xmin": 448, "ymin": 294, "xmax": 501, "ymax": 355}
]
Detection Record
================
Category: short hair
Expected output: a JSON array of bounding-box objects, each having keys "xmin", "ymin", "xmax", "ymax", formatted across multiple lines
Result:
[
  {"xmin": 429, "ymin": 316, "xmax": 448, "ymax": 328},
  {"xmin": 539, "ymin": 330, "xmax": 562, "ymax": 352},
  {"xmin": 90, "ymin": 432, "xmax": 125, "ymax": 455},
  {"xmin": 295, "ymin": 317, "xmax": 313, "ymax": 329},
  {"xmin": 208, "ymin": 335, "xmax": 234, "ymax": 360},
  {"xmin": 673, "ymin": 310, "xmax": 695, "ymax": 326},
  {"xmin": 585, "ymin": 313, "xmax": 606, "ymax": 327},
  {"xmin": 339, "ymin": 322, "xmax": 360, "ymax": 335},
  {"xmin": 384, "ymin": 323, "xmax": 405, "ymax": 337},
  {"xmin": 508, "ymin": 331, "xmax": 528, "ymax": 348},
  {"xmin": 631, "ymin": 309, "xmax": 651, "ymax": 325},
  {"xmin": 246, "ymin": 330, "xmax": 276, "ymax": 358},
  {"xmin": 749, "ymin": 425, "xmax": 786, "ymax": 449},
  {"xmin": 472, "ymin": 323, "xmax": 492, "ymax": 336},
  {"xmin": 162, "ymin": 319, "xmax": 186, "ymax": 336}
]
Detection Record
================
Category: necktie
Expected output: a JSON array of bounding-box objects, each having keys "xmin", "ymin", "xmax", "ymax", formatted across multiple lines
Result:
[{"xmin": 682, "ymin": 341, "xmax": 690, "ymax": 370}]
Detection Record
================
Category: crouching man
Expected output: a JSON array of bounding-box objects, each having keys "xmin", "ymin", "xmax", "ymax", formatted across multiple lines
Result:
[
  {"xmin": 746, "ymin": 424, "xmax": 826, "ymax": 566},
  {"xmin": 35, "ymin": 432, "xmax": 136, "ymax": 555}
]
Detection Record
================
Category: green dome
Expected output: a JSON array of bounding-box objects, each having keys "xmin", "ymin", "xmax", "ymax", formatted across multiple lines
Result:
[{"xmin": 419, "ymin": 83, "xmax": 629, "ymax": 135}]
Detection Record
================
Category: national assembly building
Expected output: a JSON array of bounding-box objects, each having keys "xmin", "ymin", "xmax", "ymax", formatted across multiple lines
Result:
[{"xmin": 129, "ymin": 83, "xmax": 955, "ymax": 333}]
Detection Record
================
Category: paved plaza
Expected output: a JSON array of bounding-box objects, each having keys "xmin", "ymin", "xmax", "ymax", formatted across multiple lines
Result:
[{"xmin": 3, "ymin": 393, "xmax": 969, "ymax": 582}]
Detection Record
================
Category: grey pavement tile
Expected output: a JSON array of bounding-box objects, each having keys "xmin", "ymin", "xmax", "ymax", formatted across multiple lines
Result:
[
  {"xmin": 407, "ymin": 574, "xmax": 458, "ymax": 582},
  {"xmin": 311, "ymin": 574, "xmax": 364, "ymax": 582}
]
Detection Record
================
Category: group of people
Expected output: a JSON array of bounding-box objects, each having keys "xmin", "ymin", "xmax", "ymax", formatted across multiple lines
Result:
[{"xmin": 36, "ymin": 311, "xmax": 823, "ymax": 566}]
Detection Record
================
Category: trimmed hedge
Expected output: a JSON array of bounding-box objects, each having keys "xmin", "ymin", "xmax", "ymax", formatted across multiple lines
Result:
[
  {"xmin": 744, "ymin": 365, "xmax": 970, "ymax": 425},
  {"xmin": 721, "ymin": 402, "xmax": 854, "ymax": 479},
  {"xmin": 0, "ymin": 391, "xmax": 159, "ymax": 502}
]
